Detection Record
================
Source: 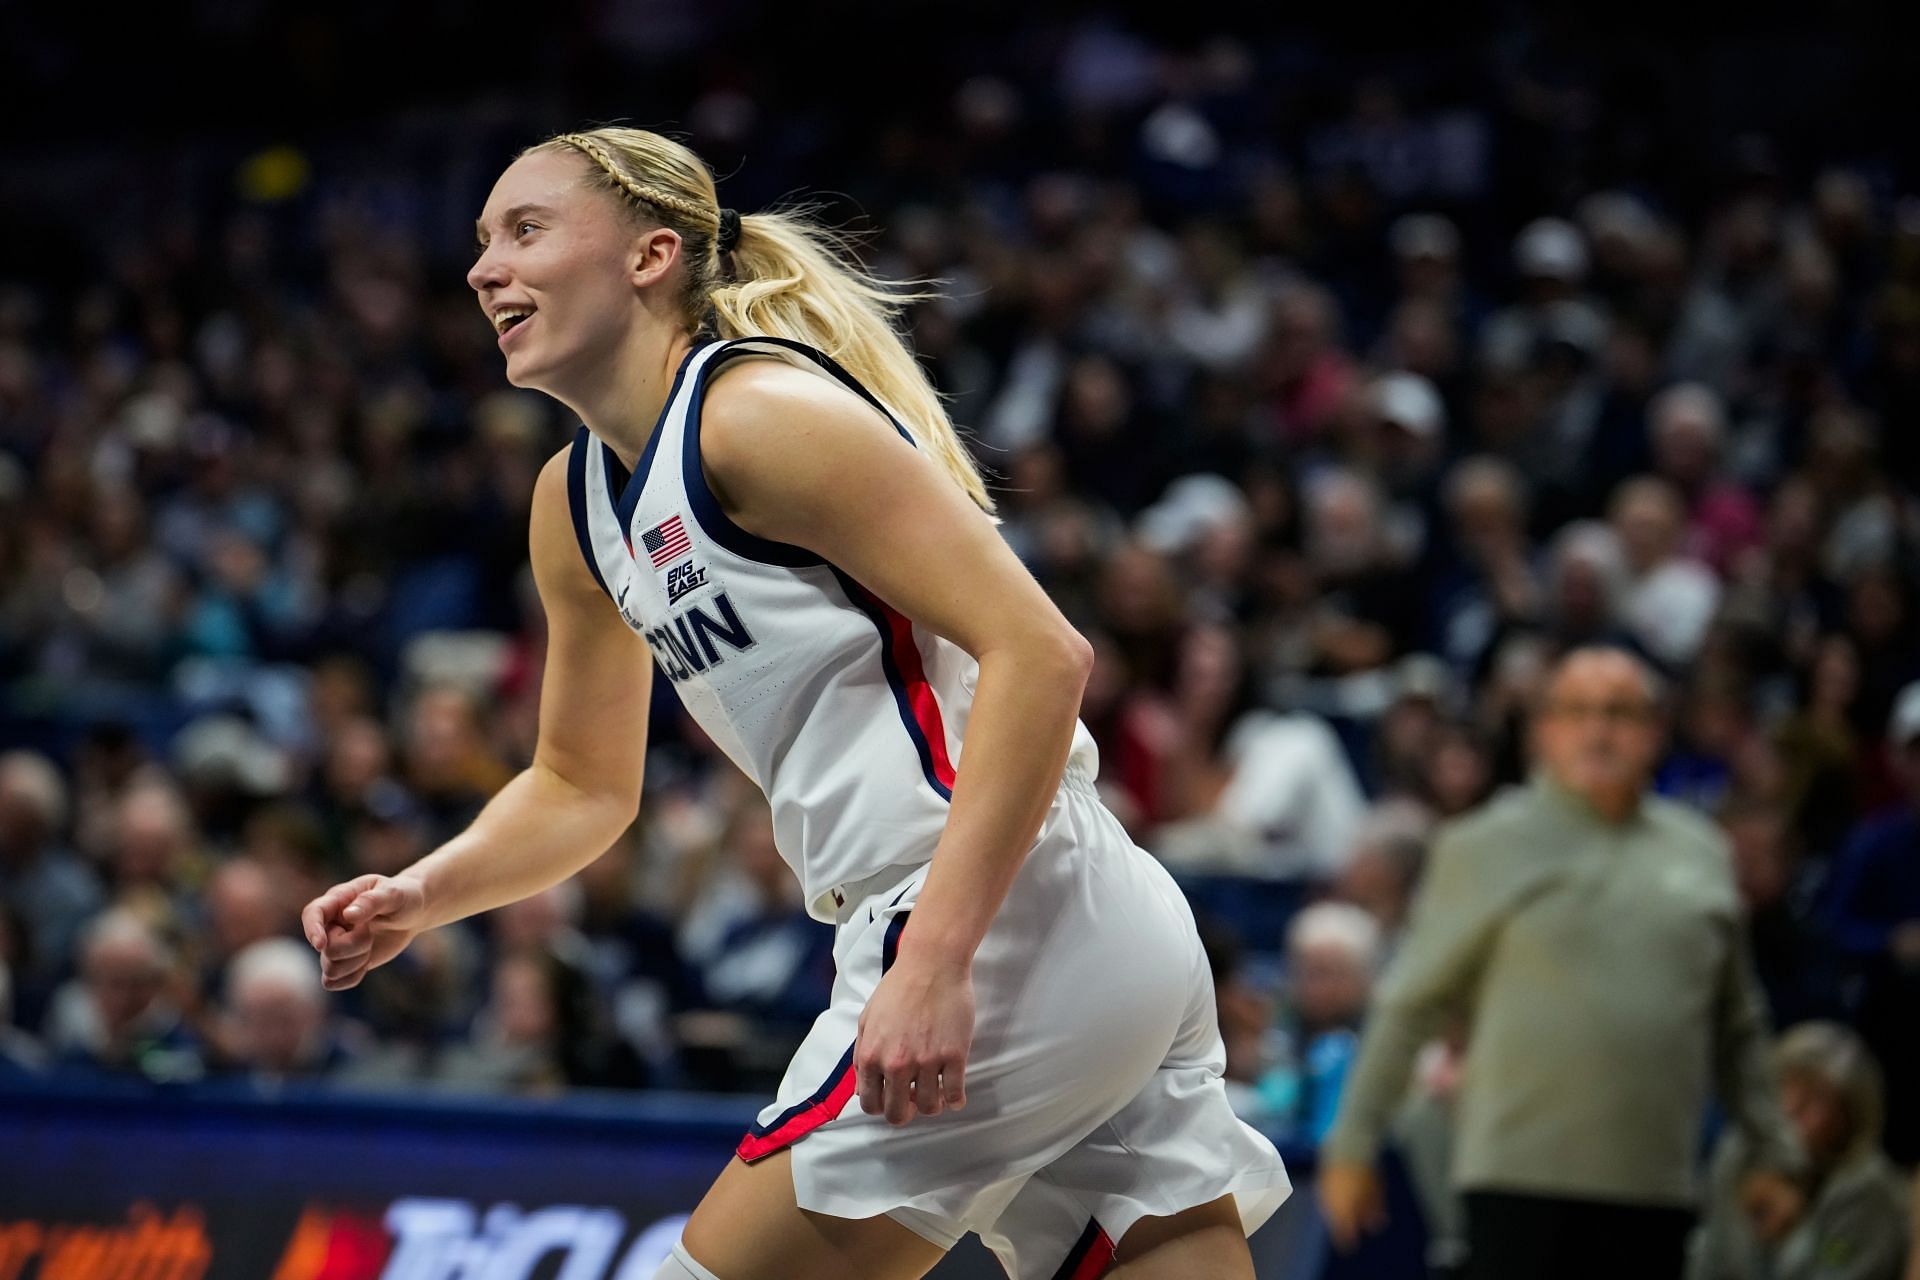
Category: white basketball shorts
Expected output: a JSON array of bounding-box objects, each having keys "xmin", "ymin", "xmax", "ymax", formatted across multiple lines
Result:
[{"xmin": 734, "ymin": 760, "xmax": 1292, "ymax": 1278}]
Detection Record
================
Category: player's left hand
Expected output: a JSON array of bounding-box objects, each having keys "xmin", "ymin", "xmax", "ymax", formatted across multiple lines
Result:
[{"xmin": 854, "ymin": 946, "xmax": 975, "ymax": 1126}]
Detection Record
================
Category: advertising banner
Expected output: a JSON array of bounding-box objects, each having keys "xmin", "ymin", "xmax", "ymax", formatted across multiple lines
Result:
[{"xmin": 0, "ymin": 1080, "xmax": 1341, "ymax": 1279}]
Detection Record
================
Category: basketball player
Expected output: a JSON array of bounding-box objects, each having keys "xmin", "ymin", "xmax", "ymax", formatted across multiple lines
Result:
[{"xmin": 301, "ymin": 127, "xmax": 1289, "ymax": 1280}]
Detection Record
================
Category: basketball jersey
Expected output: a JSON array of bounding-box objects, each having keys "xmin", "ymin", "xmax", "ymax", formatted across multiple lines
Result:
[{"xmin": 565, "ymin": 336, "xmax": 1100, "ymax": 921}]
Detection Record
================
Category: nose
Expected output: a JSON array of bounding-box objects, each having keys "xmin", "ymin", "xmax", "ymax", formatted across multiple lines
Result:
[{"xmin": 467, "ymin": 244, "xmax": 506, "ymax": 295}]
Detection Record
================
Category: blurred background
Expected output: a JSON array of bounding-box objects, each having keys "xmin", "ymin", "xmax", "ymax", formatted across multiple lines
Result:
[{"xmin": 1, "ymin": 2, "xmax": 1917, "ymax": 1277}]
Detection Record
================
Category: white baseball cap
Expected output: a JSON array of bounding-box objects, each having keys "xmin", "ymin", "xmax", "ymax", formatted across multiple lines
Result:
[
  {"xmin": 1891, "ymin": 680, "xmax": 1920, "ymax": 748},
  {"xmin": 1514, "ymin": 217, "xmax": 1589, "ymax": 281},
  {"xmin": 1370, "ymin": 371, "xmax": 1446, "ymax": 439}
]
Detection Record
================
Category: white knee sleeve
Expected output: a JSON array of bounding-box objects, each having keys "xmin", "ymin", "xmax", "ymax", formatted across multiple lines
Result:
[{"xmin": 653, "ymin": 1241, "xmax": 724, "ymax": 1280}]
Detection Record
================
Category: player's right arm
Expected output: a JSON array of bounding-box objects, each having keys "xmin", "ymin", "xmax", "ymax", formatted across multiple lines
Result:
[{"xmin": 302, "ymin": 445, "xmax": 653, "ymax": 991}]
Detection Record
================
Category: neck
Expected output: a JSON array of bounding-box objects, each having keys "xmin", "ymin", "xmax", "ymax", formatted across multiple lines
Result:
[
  {"xmin": 567, "ymin": 323, "xmax": 697, "ymax": 468},
  {"xmin": 1540, "ymin": 770, "xmax": 1642, "ymax": 825},
  {"xmin": 1586, "ymin": 789, "xmax": 1639, "ymax": 823}
]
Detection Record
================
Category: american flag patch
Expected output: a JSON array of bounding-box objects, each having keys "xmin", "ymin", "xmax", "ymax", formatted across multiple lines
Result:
[{"xmin": 639, "ymin": 514, "xmax": 691, "ymax": 568}]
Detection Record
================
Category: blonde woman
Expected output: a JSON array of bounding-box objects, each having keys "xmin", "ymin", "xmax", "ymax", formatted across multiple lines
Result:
[
  {"xmin": 300, "ymin": 127, "xmax": 1289, "ymax": 1280},
  {"xmin": 1691, "ymin": 1021, "xmax": 1909, "ymax": 1280}
]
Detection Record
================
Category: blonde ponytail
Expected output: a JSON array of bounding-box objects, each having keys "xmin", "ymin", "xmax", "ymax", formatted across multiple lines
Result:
[{"xmin": 531, "ymin": 127, "xmax": 995, "ymax": 514}]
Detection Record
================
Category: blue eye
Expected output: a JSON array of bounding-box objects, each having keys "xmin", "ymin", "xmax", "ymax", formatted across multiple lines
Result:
[{"xmin": 516, "ymin": 220, "xmax": 538, "ymax": 237}]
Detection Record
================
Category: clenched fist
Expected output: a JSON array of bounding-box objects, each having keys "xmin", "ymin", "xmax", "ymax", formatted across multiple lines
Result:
[{"xmin": 301, "ymin": 874, "xmax": 430, "ymax": 991}]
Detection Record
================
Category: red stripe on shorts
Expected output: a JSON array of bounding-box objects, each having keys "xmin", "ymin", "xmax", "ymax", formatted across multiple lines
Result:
[
  {"xmin": 736, "ymin": 1060, "xmax": 857, "ymax": 1162},
  {"xmin": 1052, "ymin": 1219, "xmax": 1116, "ymax": 1280}
]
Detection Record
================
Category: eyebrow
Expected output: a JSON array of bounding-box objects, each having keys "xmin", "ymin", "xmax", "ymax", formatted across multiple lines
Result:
[{"xmin": 474, "ymin": 203, "xmax": 558, "ymax": 239}]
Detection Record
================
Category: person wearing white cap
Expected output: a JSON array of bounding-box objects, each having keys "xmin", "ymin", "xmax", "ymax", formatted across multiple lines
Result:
[
  {"xmin": 1365, "ymin": 372, "xmax": 1449, "ymax": 558},
  {"xmin": 1821, "ymin": 678, "xmax": 1920, "ymax": 1164},
  {"xmin": 1371, "ymin": 371, "xmax": 1446, "ymax": 443},
  {"xmin": 1478, "ymin": 216, "xmax": 1608, "ymax": 377},
  {"xmin": 1513, "ymin": 217, "xmax": 1589, "ymax": 285},
  {"xmin": 1389, "ymin": 213, "xmax": 1465, "ymax": 311}
]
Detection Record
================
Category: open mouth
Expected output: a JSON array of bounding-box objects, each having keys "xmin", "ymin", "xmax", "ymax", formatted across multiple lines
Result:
[{"xmin": 498, "ymin": 312, "xmax": 534, "ymax": 348}]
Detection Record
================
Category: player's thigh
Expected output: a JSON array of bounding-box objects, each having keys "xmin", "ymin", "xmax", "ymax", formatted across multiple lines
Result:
[
  {"xmin": 678, "ymin": 1148, "xmax": 947, "ymax": 1280},
  {"xmin": 1107, "ymin": 1195, "xmax": 1255, "ymax": 1280}
]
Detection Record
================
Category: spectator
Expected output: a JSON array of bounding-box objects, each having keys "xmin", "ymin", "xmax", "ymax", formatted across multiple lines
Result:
[
  {"xmin": 1479, "ymin": 218, "xmax": 1605, "ymax": 376},
  {"xmin": 43, "ymin": 907, "xmax": 203, "ymax": 1083},
  {"xmin": 432, "ymin": 945, "xmax": 632, "ymax": 1094},
  {"xmin": 1331, "ymin": 801, "xmax": 1432, "ymax": 951},
  {"xmin": 0, "ymin": 750, "xmax": 103, "ymax": 1021},
  {"xmin": 1722, "ymin": 801, "xmax": 1837, "ymax": 1029},
  {"xmin": 1256, "ymin": 281, "xmax": 1357, "ymax": 446},
  {"xmin": 1141, "ymin": 622, "xmax": 1366, "ymax": 879},
  {"xmin": 1823, "ymin": 679, "xmax": 1920, "ymax": 1163},
  {"xmin": 102, "ymin": 781, "xmax": 207, "ymax": 931},
  {"xmin": 1428, "ymin": 456, "xmax": 1538, "ymax": 679},
  {"xmin": 1253, "ymin": 902, "xmax": 1380, "ymax": 1145},
  {"xmin": 217, "ymin": 936, "xmax": 357, "ymax": 1085},
  {"xmin": 1610, "ymin": 476, "xmax": 1724, "ymax": 667},
  {"xmin": 1646, "ymin": 383, "xmax": 1764, "ymax": 577},
  {"xmin": 1192, "ymin": 920, "xmax": 1272, "ymax": 1122},
  {"xmin": 402, "ymin": 684, "xmax": 514, "ymax": 841},
  {"xmin": 1691, "ymin": 1022, "xmax": 1909, "ymax": 1280},
  {"xmin": 1541, "ymin": 521, "xmax": 1633, "ymax": 652},
  {"xmin": 1303, "ymin": 468, "xmax": 1427, "ymax": 676},
  {"xmin": 0, "ymin": 904, "xmax": 49, "ymax": 1077},
  {"xmin": 1418, "ymin": 722, "xmax": 1497, "ymax": 819},
  {"xmin": 1320, "ymin": 647, "xmax": 1803, "ymax": 1279},
  {"xmin": 1772, "ymin": 633, "xmax": 1868, "ymax": 858},
  {"xmin": 680, "ymin": 802, "xmax": 833, "ymax": 1046}
]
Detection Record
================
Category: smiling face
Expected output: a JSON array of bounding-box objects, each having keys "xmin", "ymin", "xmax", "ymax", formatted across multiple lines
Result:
[{"xmin": 466, "ymin": 149, "xmax": 678, "ymax": 395}]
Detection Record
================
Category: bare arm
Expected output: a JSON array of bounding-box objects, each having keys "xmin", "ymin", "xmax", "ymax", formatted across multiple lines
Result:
[
  {"xmin": 304, "ymin": 447, "xmax": 654, "ymax": 987},
  {"xmin": 391, "ymin": 447, "xmax": 655, "ymax": 928},
  {"xmin": 701, "ymin": 359, "xmax": 1092, "ymax": 1118},
  {"xmin": 1324, "ymin": 827, "xmax": 1499, "ymax": 1166}
]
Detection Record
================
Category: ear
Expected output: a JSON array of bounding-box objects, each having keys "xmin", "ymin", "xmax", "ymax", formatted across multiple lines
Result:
[{"xmin": 626, "ymin": 225, "xmax": 683, "ymax": 290}]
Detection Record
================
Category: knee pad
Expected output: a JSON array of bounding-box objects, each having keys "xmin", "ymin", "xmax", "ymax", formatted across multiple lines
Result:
[{"xmin": 653, "ymin": 1240, "xmax": 724, "ymax": 1280}]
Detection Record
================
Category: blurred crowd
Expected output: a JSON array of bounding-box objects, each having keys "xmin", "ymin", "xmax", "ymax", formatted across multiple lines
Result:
[{"xmin": 3, "ymin": 7, "xmax": 1920, "ymax": 1273}]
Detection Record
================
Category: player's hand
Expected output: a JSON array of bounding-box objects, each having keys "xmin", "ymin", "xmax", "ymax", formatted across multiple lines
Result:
[
  {"xmin": 853, "ymin": 942, "xmax": 974, "ymax": 1126},
  {"xmin": 1318, "ymin": 1160, "xmax": 1387, "ymax": 1253},
  {"xmin": 1739, "ymin": 1169, "xmax": 1805, "ymax": 1244},
  {"xmin": 300, "ymin": 873, "xmax": 430, "ymax": 991}
]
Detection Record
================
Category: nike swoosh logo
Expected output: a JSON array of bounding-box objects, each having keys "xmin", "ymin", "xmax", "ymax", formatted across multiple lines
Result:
[{"xmin": 617, "ymin": 584, "xmax": 630, "ymax": 609}]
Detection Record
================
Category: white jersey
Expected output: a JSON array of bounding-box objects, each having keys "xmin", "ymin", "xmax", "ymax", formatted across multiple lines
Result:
[{"xmin": 566, "ymin": 336, "xmax": 1100, "ymax": 921}]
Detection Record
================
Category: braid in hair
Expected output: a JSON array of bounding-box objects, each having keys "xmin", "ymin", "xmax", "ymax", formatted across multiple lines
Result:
[{"xmin": 555, "ymin": 133, "xmax": 721, "ymax": 236}]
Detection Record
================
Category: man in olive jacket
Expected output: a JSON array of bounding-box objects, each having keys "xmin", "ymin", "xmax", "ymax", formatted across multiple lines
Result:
[{"xmin": 1319, "ymin": 646, "xmax": 1805, "ymax": 1280}]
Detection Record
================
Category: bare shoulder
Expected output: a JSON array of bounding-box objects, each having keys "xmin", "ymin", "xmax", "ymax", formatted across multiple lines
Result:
[
  {"xmin": 700, "ymin": 354, "xmax": 899, "ymax": 468},
  {"xmin": 528, "ymin": 443, "xmax": 573, "ymax": 541},
  {"xmin": 696, "ymin": 353, "xmax": 919, "ymax": 540},
  {"xmin": 527, "ymin": 441, "xmax": 607, "ymax": 609}
]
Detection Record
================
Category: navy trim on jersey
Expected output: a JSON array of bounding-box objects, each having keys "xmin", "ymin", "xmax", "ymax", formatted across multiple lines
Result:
[
  {"xmin": 680, "ymin": 340, "xmax": 830, "ymax": 568},
  {"xmin": 828, "ymin": 567, "xmax": 955, "ymax": 802},
  {"xmin": 712, "ymin": 336, "xmax": 919, "ymax": 446},
  {"xmin": 881, "ymin": 906, "xmax": 911, "ymax": 970},
  {"xmin": 603, "ymin": 339, "xmax": 709, "ymax": 540},
  {"xmin": 679, "ymin": 335, "xmax": 924, "ymax": 569},
  {"xmin": 565, "ymin": 426, "xmax": 613, "ymax": 601}
]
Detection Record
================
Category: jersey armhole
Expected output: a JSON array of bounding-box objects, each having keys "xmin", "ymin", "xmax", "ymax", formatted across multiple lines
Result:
[
  {"xmin": 679, "ymin": 337, "xmax": 869, "ymax": 569},
  {"xmin": 565, "ymin": 424, "xmax": 616, "ymax": 601}
]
